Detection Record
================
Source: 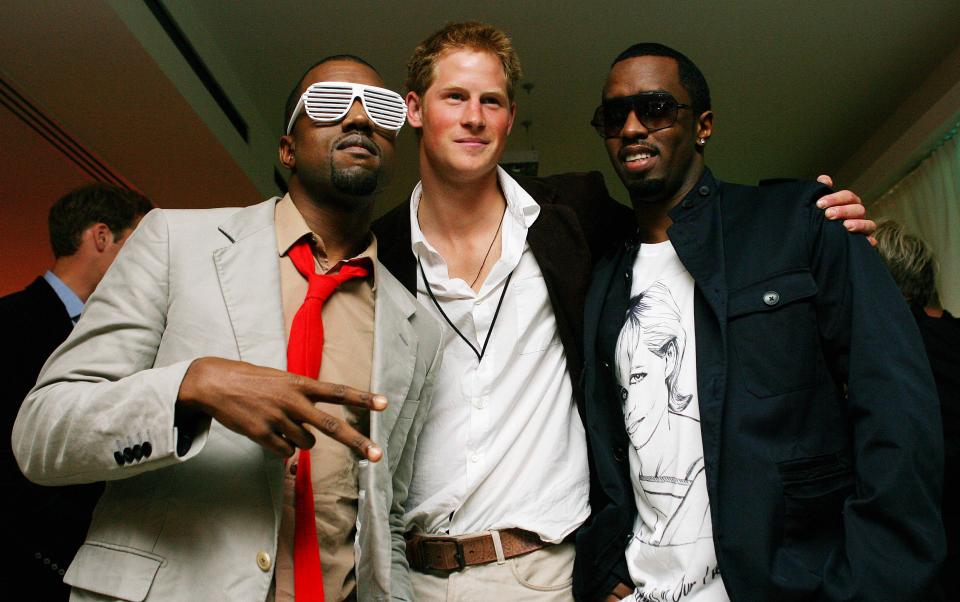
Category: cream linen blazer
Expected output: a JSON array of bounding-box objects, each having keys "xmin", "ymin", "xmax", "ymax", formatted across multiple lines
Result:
[{"xmin": 13, "ymin": 199, "xmax": 442, "ymax": 602}]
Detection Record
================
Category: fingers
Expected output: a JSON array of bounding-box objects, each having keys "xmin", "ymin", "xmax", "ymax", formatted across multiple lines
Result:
[
  {"xmin": 823, "ymin": 203, "xmax": 866, "ymax": 220},
  {"xmin": 272, "ymin": 414, "xmax": 317, "ymax": 450},
  {"xmin": 842, "ymin": 219, "xmax": 877, "ymax": 235},
  {"xmin": 816, "ymin": 189, "xmax": 862, "ymax": 211},
  {"xmin": 262, "ymin": 432, "xmax": 296, "ymax": 458},
  {"xmin": 298, "ymin": 406, "xmax": 383, "ymax": 462},
  {"xmin": 298, "ymin": 377, "xmax": 388, "ymax": 411}
]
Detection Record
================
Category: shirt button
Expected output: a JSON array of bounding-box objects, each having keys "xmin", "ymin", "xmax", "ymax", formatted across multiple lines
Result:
[
  {"xmin": 472, "ymin": 397, "xmax": 486, "ymax": 409},
  {"xmin": 471, "ymin": 454, "xmax": 480, "ymax": 463},
  {"xmin": 256, "ymin": 551, "xmax": 272, "ymax": 572},
  {"xmin": 763, "ymin": 291, "xmax": 780, "ymax": 306}
]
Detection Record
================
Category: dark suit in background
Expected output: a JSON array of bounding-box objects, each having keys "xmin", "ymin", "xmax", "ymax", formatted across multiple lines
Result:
[
  {"xmin": 1, "ymin": 276, "xmax": 103, "ymax": 599},
  {"xmin": 912, "ymin": 306, "xmax": 960, "ymax": 598},
  {"xmin": 576, "ymin": 170, "xmax": 945, "ymax": 600}
]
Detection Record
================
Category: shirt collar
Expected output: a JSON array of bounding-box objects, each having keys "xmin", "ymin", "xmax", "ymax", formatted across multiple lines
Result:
[
  {"xmin": 43, "ymin": 270, "xmax": 84, "ymax": 322},
  {"xmin": 274, "ymin": 194, "xmax": 379, "ymax": 288},
  {"xmin": 408, "ymin": 165, "xmax": 541, "ymax": 258}
]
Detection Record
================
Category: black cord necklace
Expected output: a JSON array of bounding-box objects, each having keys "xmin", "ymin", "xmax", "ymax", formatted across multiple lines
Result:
[{"xmin": 418, "ymin": 256, "xmax": 513, "ymax": 362}]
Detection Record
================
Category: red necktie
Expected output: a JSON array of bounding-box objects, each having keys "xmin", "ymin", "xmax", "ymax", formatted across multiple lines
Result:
[{"xmin": 286, "ymin": 238, "xmax": 368, "ymax": 602}]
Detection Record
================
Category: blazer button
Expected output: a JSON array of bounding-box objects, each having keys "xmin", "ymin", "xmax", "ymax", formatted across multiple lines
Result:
[
  {"xmin": 114, "ymin": 451, "xmax": 125, "ymax": 466},
  {"xmin": 256, "ymin": 551, "xmax": 272, "ymax": 572},
  {"xmin": 123, "ymin": 447, "xmax": 135, "ymax": 463},
  {"xmin": 133, "ymin": 444, "xmax": 143, "ymax": 461},
  {"xmin": 762, "ymin": 291, "xmax": 780, "ymax": 306},
  {"xmin": 142, "ymin": 441, "xmax": 152, "ymax": 458},
  {"xmin": 698, "ymin": 185, "xmax": 710, "ymax": 196}
]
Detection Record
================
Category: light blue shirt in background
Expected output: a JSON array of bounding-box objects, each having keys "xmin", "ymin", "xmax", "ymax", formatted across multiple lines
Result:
[{"xmin": 43, "ymin": 270, "xmax": 84, "ymax": 324}]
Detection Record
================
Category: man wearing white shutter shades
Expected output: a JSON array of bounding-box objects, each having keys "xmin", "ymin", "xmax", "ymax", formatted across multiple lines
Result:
[{"xmin": 13, "ymin": 56, "xmax": 442, "ymax": 601}]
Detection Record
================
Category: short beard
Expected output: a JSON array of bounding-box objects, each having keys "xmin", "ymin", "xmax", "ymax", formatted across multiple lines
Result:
[
  {"xmin": 626, "ymin": 177, "xmax": 666, "ymax": 202},
  {"xmin": 331, "ymin": 166, "xmax": 379, "ymax": 196}
]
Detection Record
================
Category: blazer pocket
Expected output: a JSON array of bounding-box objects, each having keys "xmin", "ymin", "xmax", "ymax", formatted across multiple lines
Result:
[
  {"xmin": 728, "ymin": 270, "xmax": 819, "ymax": 398},
  {"xmin": 64, "ymin": 541, "xmax": 164, "ymax": 602},
  {"xmin": 776, "ymin": 453, "xmax": 854, "ymax": 574}
]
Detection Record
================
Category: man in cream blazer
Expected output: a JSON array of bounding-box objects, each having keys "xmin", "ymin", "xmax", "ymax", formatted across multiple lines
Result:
[{"xmin": 13, "ymin": 57, "xmax": 441, "ymax": 601}]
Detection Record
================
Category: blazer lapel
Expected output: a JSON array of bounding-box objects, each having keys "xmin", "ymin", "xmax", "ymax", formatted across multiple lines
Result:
[
  {"xmin": 212, "ymin": 200, "xmax": 287, "ymax": 370},
  {"xmin": 369, "ymin": 267, "xmax": 417, "ymax": 467},
  {"xmin": 212, "ymin": 198, "xmax": 287, "ymax": 521}
]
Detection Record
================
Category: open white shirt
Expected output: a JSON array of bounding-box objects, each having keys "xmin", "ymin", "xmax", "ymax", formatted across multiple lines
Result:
[{"xmin": 402, "ymin": 167, "xmax": 590, "ymax": 542}]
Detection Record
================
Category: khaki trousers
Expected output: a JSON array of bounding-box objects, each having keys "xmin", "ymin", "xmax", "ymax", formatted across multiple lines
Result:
[{"xmin": 410, "ymin": 542, "xmax": 575, "ymax": 601}]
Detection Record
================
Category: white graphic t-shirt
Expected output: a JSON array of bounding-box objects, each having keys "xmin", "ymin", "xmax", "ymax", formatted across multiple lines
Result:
[{"xmin": 615, "ymin": 241, "xmax": 728, "ymax": 601}]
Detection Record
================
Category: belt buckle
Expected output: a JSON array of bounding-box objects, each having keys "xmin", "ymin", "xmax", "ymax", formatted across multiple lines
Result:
[
  {"xmin": 422, "ymin": 538, "xmax": 466, "ymax": 571},
  {"xmin": 452, "ymin": 539, "xmax": 466, "ymax": 569}
]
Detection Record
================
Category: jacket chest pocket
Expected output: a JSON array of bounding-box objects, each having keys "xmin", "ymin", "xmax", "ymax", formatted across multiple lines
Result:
[{"xmin": 727, "ymin": 270, "xmax": 819, "ymax": 398}]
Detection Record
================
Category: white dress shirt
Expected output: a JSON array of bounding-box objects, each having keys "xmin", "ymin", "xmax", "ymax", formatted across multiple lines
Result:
[{"xmin": 402, "ymin": 167, "xmax": 590, "ymax": 543}]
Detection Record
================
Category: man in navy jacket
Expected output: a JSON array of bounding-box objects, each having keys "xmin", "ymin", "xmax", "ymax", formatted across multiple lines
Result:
[{"xmin": 575, "ymin": 43, "xmax": 944, "ymax": 601}]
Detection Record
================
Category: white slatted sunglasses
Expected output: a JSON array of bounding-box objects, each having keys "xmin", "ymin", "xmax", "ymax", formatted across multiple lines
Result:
[{"xmin": 286, "ymin": 81, "xmax": 407, "ymax": 135}]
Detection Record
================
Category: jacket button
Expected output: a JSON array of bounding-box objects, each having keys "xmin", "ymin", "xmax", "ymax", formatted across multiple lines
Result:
[
  {"xmin": 133, "ymin": 444, "xmax": 143, "ymax": 461},
  {"xmin": 123, "ymin": 447, "xmax": 135, "ymax": 463},
  {"xmin": 762, "ymin": 291, "xmax": 780, "ymax": 306},
  {"xmin": 256, "ymin": 551, "xmax": 272, "ymax": 572},
  {"xmin": 114, "ymin": 451, "xmax": 125, "ymax": 466},
  {"xmin": 698, "ymin": 185, "xmax": 710, "ymax": 196},
  {"xmin": 142, "ymin": 441, "xmax": 152, "ymax": 458},
  {"xmin": 613, "ymin": 445, "xmax": 626, "ymax": 462}
]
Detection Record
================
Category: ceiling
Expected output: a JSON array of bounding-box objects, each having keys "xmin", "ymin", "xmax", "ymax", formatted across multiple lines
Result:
[
  {"xmin": 165, "ymin": 0, "xmax": 960, "ymax": 206},
  {"xmin": 1, "ymin": 0, "xmax": 959, "ymax": 218}
]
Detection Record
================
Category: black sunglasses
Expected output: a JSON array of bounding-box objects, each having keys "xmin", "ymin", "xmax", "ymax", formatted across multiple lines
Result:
[{"xmin": 590, "ymin": 92, "xmax": 691, "ymax": 138}]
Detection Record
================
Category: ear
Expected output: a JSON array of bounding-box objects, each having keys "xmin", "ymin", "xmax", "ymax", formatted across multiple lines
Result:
[
  {"xmin": 696, "ymin": 110, "xmax": 714, "ymax": 145},
  {"xmin": 88, "ymin": 223, "xmax": 112, "ymax": 253},
  {"xmin": 406, "ymin": 91, "xmax": 424, "ymax": 129},
  {"xmin": 279, "ymin": 135, "xmax": 296, "ymax": 170},
  {"xmin": 663, "ymin": 339, "xmax": 680, "ymax": 378},
  {"xmin": 506, "ymin": 100, "xmax": 517, "ymax": 136}
]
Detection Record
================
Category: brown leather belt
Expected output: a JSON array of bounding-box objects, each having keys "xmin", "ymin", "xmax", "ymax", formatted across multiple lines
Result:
[{"xmin": 405, "ymin": 528, "xmax": 549, "ymax": 571}]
